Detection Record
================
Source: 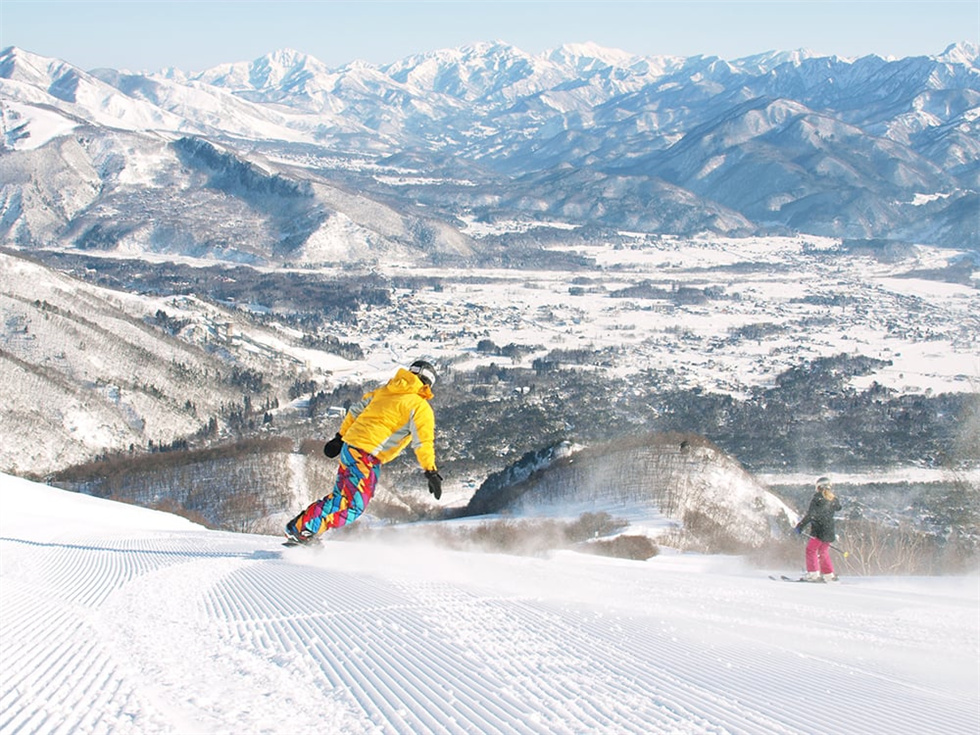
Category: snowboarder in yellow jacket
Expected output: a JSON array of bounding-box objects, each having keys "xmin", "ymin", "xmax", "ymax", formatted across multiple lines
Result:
[{"xmin": 285, "ymin": 360, "xmax": 442, "ymax": 544}]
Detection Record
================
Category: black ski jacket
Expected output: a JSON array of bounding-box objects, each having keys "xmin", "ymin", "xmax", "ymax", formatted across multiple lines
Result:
[{"xmin": 797, "ymin": 491, "xmax": 842, "ymax": 542}]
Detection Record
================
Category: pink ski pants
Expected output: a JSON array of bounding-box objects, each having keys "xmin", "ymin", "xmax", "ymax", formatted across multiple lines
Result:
[{"xmin": 805, "ymin": 537, "xmax": 835, "ymax": 574}]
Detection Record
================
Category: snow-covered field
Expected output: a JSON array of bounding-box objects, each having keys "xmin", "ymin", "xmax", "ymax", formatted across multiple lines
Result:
[
  {"xmin": 374, "ymin": 235, "xmax": 979, "ymax": 399},
  {"xmin": 2, "ymin": 473, "xmax": 977, "ymax": 735}
]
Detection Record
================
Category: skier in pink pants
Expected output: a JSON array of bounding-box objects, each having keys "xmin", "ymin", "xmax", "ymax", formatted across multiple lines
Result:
[{"xmin": 795, "ymin": 476, "xmax": 842, "ymax": 582}]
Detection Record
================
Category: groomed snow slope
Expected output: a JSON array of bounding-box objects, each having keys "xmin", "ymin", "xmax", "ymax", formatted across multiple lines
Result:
[{"xmin": 1, "ymin": 474, "xmax": 977, "ymax": 735}]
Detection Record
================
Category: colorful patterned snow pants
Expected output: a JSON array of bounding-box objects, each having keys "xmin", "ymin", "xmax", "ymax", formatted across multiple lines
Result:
[
  {"xmin": 805, "ymin": 537, "xmax": 835, "ymax": 575},
  {"xmin": 295, "ymin": 445, "xmax": 380, "ymax": 538}
]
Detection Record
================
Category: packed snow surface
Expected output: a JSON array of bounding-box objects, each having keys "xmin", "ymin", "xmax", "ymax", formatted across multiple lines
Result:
[{"xmin": 1, "ymin": 473, "xmax": 977, "ymax": 734}]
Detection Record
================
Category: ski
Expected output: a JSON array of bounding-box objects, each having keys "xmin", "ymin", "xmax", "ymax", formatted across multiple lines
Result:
[
  {"xmin": 769, "ymin": 574, "xmax": 837, "ymax": 583},
  {"xmin": 770, "ymin": 574, "xmax": 813, "ymax": 583}
]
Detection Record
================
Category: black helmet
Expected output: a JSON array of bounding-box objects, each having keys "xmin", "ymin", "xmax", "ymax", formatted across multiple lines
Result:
[
  {"xmin": 409, "ymin": 359, "xmax": 437, "ymax": 386},
  {"xmin": 815, "ymin": 476, "xmax": 832, "ymax": 491}
]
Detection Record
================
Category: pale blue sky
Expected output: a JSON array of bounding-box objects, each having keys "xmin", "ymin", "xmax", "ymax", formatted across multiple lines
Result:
[{"xmin": 1, "ymin": 0, "xmax": 976, "ymax": 72}]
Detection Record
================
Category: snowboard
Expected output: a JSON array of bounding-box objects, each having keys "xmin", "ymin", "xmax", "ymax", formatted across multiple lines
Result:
[{"xmin": 282, "ymin": 535, "xmax": 323, "ymax": 550}]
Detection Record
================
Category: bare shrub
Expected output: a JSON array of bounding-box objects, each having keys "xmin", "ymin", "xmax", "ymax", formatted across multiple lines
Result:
[
  {"xmin": 745, "ymin": 521, "xmax": 979, "ymax": 576},
  {"xmin": 359, "ymin": 512, "xmax": 651, "ymax": 561},
  {"xmin": 298, "ymin": 438, "xmax": 326, "ymax": 456},
  {"xmin": 580, "ymin": 535, "xmax": 659, "ymax": 561},
  {"xmin": 463, "ymin": 519, "xmax": 567, "ymax": 556},
  {"xmin": 56, "ymin": 438, "xmax": 296, "ymax": 532},
  {"xmin": 563, "ymin": 511, "xmax": 627, "ymax": 542},
  {"xmin": 661, "ymin": 509, "xmax": 753, "ymax": 555},
  {"xmin": 746, "ymin": 535, "xmax": 803, "ymax": 570},
  {"xmin": 838, "ymin": 518, "xmax": 978, "ymax": 576},
  {"xmin": 366, "ymin": 492, "xmax": 431, "ymax": 524},
  {"xmin": 146, "ymin": 497, "xmax": 210, "ymax": 528}
]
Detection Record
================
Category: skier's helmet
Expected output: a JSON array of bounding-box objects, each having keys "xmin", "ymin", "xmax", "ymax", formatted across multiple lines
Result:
[
  {"xmin": 409, "ymin": 359, "xmax": 437, "ymax": 386},
  {"xmin": 815, "ymin": 476, "xmax": 832, "ymax": 491}
]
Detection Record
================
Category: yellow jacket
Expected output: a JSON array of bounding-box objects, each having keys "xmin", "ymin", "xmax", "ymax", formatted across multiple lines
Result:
[{"xmin": 339, "ymin": 368, "xmax": 437, "ymax": 471}]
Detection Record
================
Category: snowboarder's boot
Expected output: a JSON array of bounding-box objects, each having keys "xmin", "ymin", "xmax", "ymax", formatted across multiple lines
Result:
[{"xmin": 285, "ymin": 516, "xmax": 316, "ymax": 546}]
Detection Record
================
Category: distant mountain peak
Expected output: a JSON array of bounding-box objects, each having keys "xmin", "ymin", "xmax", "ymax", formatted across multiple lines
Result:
[
  {"xmin": 0, "ymin": 45, "xmax": 69, "ymax": 85},
  {"xmin": 547, "ymin": 42, "xmax": 637, "ymax": 71},
  {"xmin": 193, "ymin": 47, "xmax": 333, "ymax": 91},
  {"xmin": 937, "ymin": 41, "xmax": 979, "ymax": 65},
  {"xmin": 546, "ymin": 41, "xmax": 688, "ymax": 78},
  {"xmin": 459, "ymin": 39, "xmax": 524, "ymax": 56},
  {"xmin": 733, "ymin": 47, "xmax": 821, "ymax": 71},
  {"xmin": 265, "ymin": 47, "xmax": 312, "ymax": 64}
]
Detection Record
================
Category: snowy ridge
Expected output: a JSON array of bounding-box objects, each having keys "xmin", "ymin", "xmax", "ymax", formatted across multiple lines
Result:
[
  {"xmin": 2, "ymin": 473, "xmax": 977, "ymax": 734},
  {"xmin": 0, "ymin": 249, "xmax": 369, "ymax": 475},
  {"xmin": 0, "ymin": 251, "xmax": 228, "ymax": 472},
  {"xmin": 511, "ymin": 436, "xmax": 797, "ymax": 547}
]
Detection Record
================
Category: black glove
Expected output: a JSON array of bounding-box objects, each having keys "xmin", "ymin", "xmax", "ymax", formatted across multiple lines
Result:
[
  {"xmin": 425, "ymin": 469, "xmax": 443, "ymax": 500},
  {"xmin": 794, "ymin": 524, "xmax": 803, "ymax": 535},
  {"xmin": 323, "ymin": 433, "xmax": 343, "ymax": 458}
]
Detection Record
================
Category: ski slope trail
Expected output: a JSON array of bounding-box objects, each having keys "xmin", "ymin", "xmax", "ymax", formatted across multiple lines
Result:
[{"xmin": 1, "ymin": 476, "xmax": 978, "ymax": 735}]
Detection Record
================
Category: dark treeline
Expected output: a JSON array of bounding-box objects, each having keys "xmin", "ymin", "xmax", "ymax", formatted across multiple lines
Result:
[
  {"xmin": 49, "ymin": 437, "xmax": 296, "ymax": 533},
  {"xmin": 431, "ymin": 353, "xmax": 975, "ymax": 477},
  {"xmin": 30, "ymin": 252, "xmax": 391, "ymax": 322}
]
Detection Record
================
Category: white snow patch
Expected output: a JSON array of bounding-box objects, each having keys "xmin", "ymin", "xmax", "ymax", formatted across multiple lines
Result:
[
  {"xmin": 458, "ymin": 215, "xmax": 581, "ymax": 238},
  {"xmin": 2, "ymin": 473, "xmax": 977, "ymax": 735},
  {"xmin": 0, "ymin": 98, "xmax": 78, "ymax": 150},
  {"xmin": 911, "ymin": 192, "xmax": 953, "ymax": 205}
]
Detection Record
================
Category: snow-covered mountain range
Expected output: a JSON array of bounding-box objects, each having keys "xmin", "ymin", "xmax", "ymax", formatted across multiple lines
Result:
[{"xmin": 1, "ymin": 41, "xmax": 977, "ymax": 262}]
